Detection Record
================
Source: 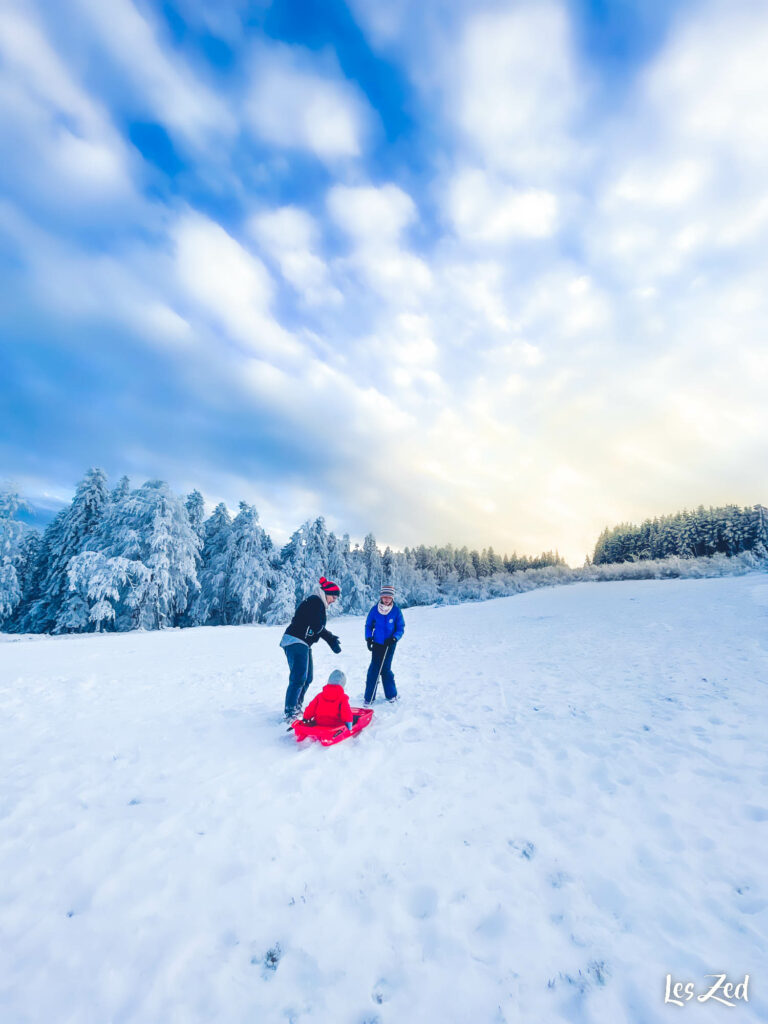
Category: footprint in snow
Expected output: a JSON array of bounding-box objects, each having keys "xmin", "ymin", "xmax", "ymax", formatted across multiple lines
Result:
[
  {"xmin": 547, "ymin": 959, "xmax": 609, "ymax": 993},
  {"xmin": 253, "ymin": 943, "xmax": 282, "ymax": 975},
  {"xmin": 734, "ymin": 885, "xmax": 768, "ymax": 915},
  {"xmin": 372, "ymin": 977, "xmax": 395, "ymax": 1004},
  {"xmin": 508, "ymin": 839, "xmax": 535, "ymax": 860}
]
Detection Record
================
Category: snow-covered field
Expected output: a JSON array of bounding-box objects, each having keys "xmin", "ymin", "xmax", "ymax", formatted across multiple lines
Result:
[{"xmin": 2, "ymin": 574, "xmax": 768, "ymax": 1024}]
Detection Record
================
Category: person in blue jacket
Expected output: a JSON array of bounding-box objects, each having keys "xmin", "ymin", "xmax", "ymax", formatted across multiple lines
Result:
[{"xmin": 364, "ymin": 583, "xmax": 405, "ymax": 704}]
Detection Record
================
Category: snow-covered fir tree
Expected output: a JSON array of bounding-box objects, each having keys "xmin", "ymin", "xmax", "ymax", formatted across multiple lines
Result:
[
  {"xmin": 340, "ymin": 539, "xmax": 370, "ymax": 614},
  {"xmin": 751, "ymin": 504, "xmax": 768, "ymax": 558},
  {"xmin": 66, "ymin": 552, "xmax": 149, "ymax": 632},
  {"xmin": 280, "ymin": 517, "xmax": 331, "ymax": 604},
  {"xmin": 263, "ymin": 572, "xmax": 297, "ymax": 625},
  {"xmin": 13, "ymin": 531, "xmax": 42, "ymax": 625},
  {"xmin": 111, "ymin": 475, "xmax": 130, "ymax": 504},
  {"xmin": 362, "ymin": 532, "xmax": 382, "ymax": 597},
  {"xmin": 185, "ymin": 490, "xmax": 205, "ymax": 543},
  {"xmin": 72, "ymin": 480, "xmax": 201, "ymax": 631},
  {"xmin": 226, "ymin": 503, "xmax": 271, "ymax": 624},
  {"xmin": 22, "ymin": 469, "xmax": 110, "ymax": 633},
  {"xmin": 0, "ymin": 488, "xmax": 27, "ymax": 624},
  {"xmin": 193, "ymin": 502, "xmax": 232, "ymax": 626}
]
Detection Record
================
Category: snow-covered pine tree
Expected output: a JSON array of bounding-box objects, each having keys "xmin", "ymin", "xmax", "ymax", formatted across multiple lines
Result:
[
  {"xmin": 454, "ymin": 546, "xmax": 476, "ymax": 581},
  {"xmin": 111, "ymin": 475, "xmax": 130, "ymax": 504},
  {"xmin": 280, "ymin": 517, "xmax": 331, "ymax": 604},
  {"xmin": 408, "ymin": 565, "xmax": 441, "ymax": 605},
  {"xmin": 193, "ymin": 502, "xmax": 233, "ymax": 625},
  {"xmin": 325, "ymin": 531, "xmax": 348, "ymax": 583},
  {"xmin": 20, "ymin": 469, "xmax": 110, "ymax": 633},
  {"xmin": 226, "ymin": 502, "xmax": 271, "ymax": 624},
  {"xmin": 65, "ymin": 551, "xmax": 150, "ymax": 632},
  {"xmin": 53, "ymin": 469, "xmax": 113, "ymax": 632},
  {"xmin": 185, "ymin": 490, "xmax": 205, "ymax": 543},
  {"xmin": 325, "ymin": 530, "xmax": 355, "ymax": 613},
  {"xmin": 751, "ymin": 504, "xmax": 768, "ymax": 559},
  {"xmin": 133, "ymin": 481, "xmax": 201, "ymax": 629},
  {"xmin": 0, "ymin": 560, "xmax": 21, "ymax": 624},
  {"xmin": 362, "ymin": 532, "xmax": 382, "ymax": 600},
  {"xmin": 263, "ymin": 571, "xmax": 297, "ymax": 625},
  {"xmin": 345, "ymin": 547, "xmax": 370, "ymax": 614},
  {"xmin": 721, "ymin": 505, "xmax": 742, "ymax": 555},
  {"xmin": 80, "ymin": 479, "xmax": 200, "ymax": 630},
  {"xmin": 0, "ymin": 488, "xmax": 26, "ymax": 625},
  {"xmin": 19, "ymin": 509, "xmax": 66, "ymax": 631},
  {"xmin": 11, "ymin": 530, "xmax": 42, "ymax": 628},
  {"xmin": 474, "ymin": 548, "xmax": 491, "ymax": 578}
]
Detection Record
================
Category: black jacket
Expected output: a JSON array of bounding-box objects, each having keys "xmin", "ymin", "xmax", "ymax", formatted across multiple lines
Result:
[{"xmin": 283, "ymin": 594, "xmax": 338, "ymax": 648}]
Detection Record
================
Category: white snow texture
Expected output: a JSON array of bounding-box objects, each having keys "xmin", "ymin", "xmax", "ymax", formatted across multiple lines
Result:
[{"xmin": 1, "ymin": 574, "xmax": 767, "ymax": 1023}]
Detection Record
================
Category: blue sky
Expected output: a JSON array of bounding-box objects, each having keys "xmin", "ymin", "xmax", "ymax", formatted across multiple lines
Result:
[{"xmin": 1, "ymin": 0, "xmax": 765, "ymax": 564}]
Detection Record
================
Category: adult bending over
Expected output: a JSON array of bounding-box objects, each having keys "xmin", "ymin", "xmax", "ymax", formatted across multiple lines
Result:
[{"xmin": 281, "ymin": 576, "xmax": 341, "ymax": 722}]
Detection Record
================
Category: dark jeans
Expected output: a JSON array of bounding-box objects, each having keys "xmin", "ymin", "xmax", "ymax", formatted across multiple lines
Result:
[
  {"xmin": 284, "ymin": 643, "xmax": 313, "ymax": 718},
  {"xmin": 365, "ymin": 642, "xmax": 397, "ymax": 702}
]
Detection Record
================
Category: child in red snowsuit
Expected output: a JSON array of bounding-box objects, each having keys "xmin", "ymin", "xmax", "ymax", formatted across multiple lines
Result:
[{"xmin": 302, "ymin": 670, "xmax": 354, "ymax": 731}]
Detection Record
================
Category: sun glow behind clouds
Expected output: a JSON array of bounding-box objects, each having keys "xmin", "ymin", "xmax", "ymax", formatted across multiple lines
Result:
[{"xmin": 0, "ymin": 0, "xmax": 766, "ymax": 565}]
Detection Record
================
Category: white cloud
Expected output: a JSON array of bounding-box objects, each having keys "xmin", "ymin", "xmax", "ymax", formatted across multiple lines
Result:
[
  {"xmin": 327, "ymin": 183, "xmax": 417, "ymax": 243},
  {"xmin": 359, "ymin": 313, "xmax": 444, "ymax": 395},
  {"xmin": 167, "ymin": 0, "xmax": 248, "ymax": 43},
  {"xmin": 608, "ymin": 159, "xmax": 708, "ymax": 209},
  {"xmin": 0, "ymin": 5, "xmax": 98, "ymax": 128},
  {"xmin": 0, "ymin": 4, "xmax": 136, "ymax": 208},
  {"xmin": 343, "ymin": 0, "xmax": 415, "ymax": 48},
  {"xmin": 72, "ymin": 0, "xmax": 234, "ymax": 147},
  {"xmin": 645, "ymin": 1, "xmax": 768, "ymax": 166},
  {"xmin": 327, "ymin": 183, "xmax": 432, "ymax": 301},
  {"xmin": 452, "ymin": 2, "xmax": 582, "ymax": 178},
  {"xmin": 391, "ymin": 314, "xmax": 438, "ymax": 366},
  {"xmin": 249, "ymin": 206, "xmax": 342, "ymax": 306},
  {"xmin": 448, "ymin": 168, "xmax": 559, "ymax": 242},
  {"xmin": 590, "ymin": 1, "xmax": 768, "ymax": 285},
  {"xmin": 248, "ymin": 45, "xmax": 370, "ymax": 160},
  {"xmin": 171, "ymin": 212, "xmax": 302, "ymax": 360},
  {"xmin": 0, "ymin": 201, "xmax": 196, "ymax": 352},
  {"xmin": 439, "ymin": 260, "xmax": 512, "ymax": 333}
]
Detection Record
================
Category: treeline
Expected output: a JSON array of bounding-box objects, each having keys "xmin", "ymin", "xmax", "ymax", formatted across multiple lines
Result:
[
  {"xmin": 0, "ymin": 469, "xmax": 566, "ymax": 634},
  {"xmin": 592, "ymin": 505, "xmax": 768, "ymax": 565}
]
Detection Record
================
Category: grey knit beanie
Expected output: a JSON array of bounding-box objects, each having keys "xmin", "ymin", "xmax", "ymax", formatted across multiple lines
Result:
[{"xmin": 328, "ymin": 669, "xmax": 347, "ymax": 687}]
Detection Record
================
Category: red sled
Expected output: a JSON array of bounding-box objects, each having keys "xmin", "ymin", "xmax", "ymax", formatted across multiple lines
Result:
[{"xmin": 292, "ymin": 707, "xmax": 373, "ymax": 746}]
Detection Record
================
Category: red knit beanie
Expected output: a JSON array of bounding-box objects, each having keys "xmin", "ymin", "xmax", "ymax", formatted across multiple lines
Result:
[{"xmin": 319, "ymin": 576, "xmax": 341, "ymax": 596}]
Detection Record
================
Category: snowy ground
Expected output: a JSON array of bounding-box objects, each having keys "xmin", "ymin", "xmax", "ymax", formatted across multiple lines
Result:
[{"xmin": 1, "ymin": 574, "xmax": 768, "ymax": 1024}]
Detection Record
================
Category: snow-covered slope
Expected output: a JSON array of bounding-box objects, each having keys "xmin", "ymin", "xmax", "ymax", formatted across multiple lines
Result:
[{"xmin": 2, "ymin": 575, "xmax": 767, "ymax": 1024}]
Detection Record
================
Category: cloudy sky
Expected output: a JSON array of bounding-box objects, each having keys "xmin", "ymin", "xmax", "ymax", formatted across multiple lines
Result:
[{"xmin": 1, "ymin": 0, "xmax": 766, "ymax": 564}]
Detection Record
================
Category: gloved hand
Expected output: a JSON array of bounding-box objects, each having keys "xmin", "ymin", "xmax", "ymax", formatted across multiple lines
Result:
[
  {"xmin": 328, "ymin": 634, "xmax": 341, "ymax": 654},
  {"xmin": 389, "ymin": 637, "xmax": 398, "ymax": 648},
  {"xmin": 366, "ymin": 637, "xmax": 374, "ymax": 651}
]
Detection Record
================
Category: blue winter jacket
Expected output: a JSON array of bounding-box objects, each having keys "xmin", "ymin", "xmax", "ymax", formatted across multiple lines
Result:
[{"xmin": 365, "ymin": 603, "xmax": 405, "ymax": 645}]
